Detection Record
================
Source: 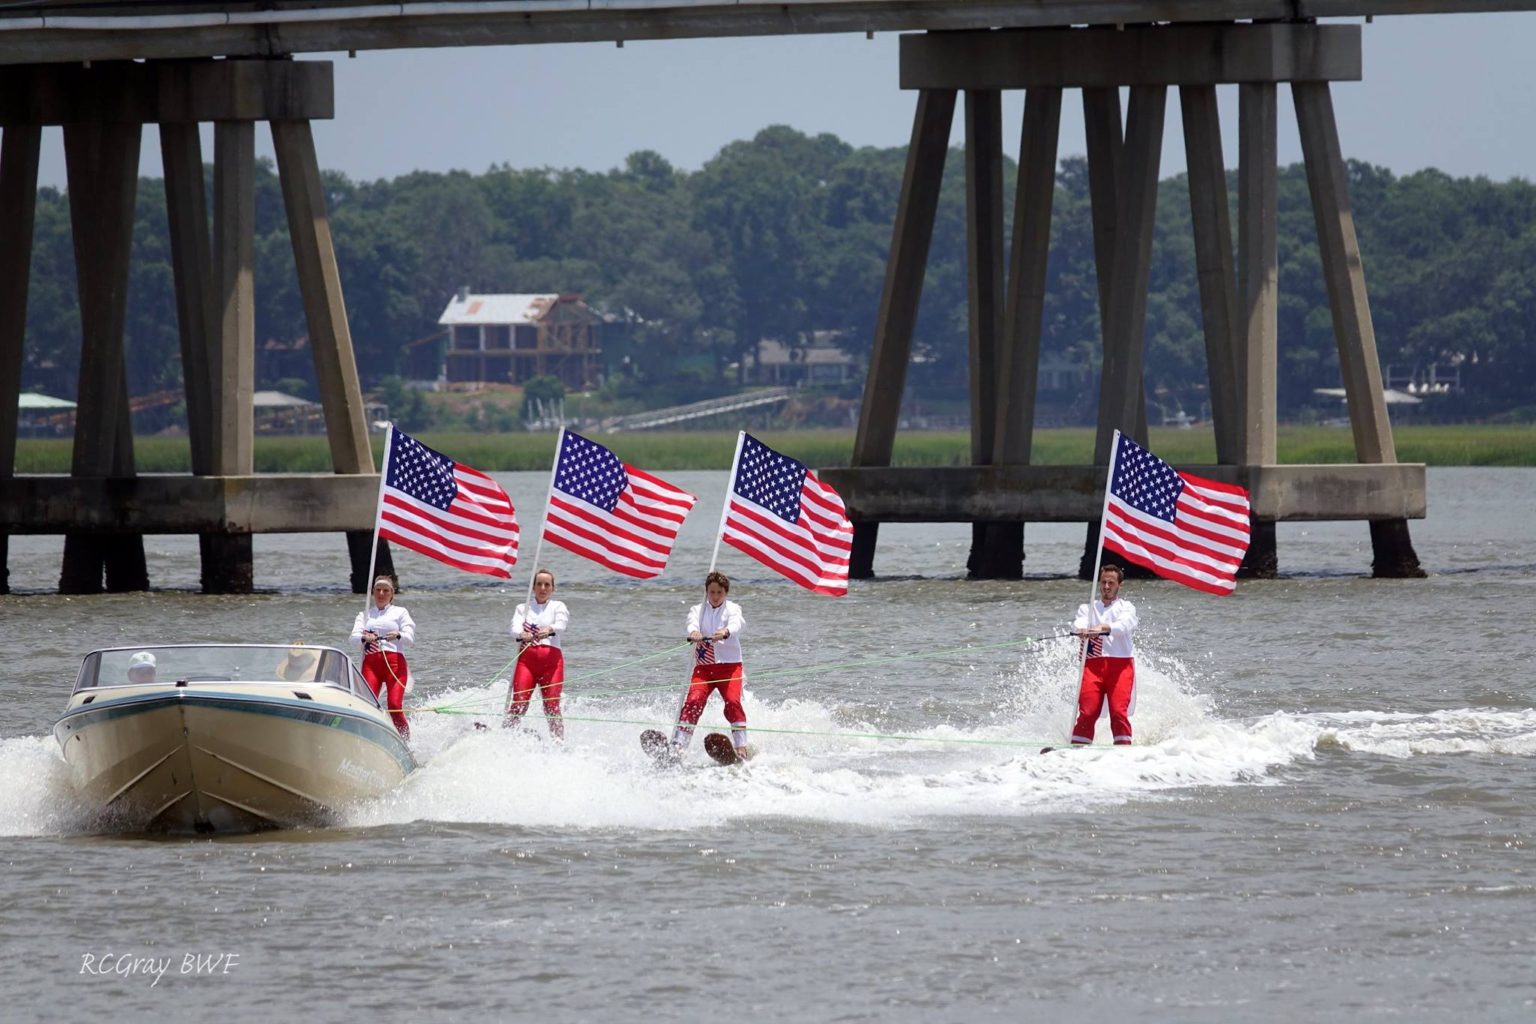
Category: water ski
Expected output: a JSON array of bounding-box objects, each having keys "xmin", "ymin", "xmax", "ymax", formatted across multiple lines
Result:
[
  {"xmin": 640, "ymin": 729, "xmax": 679, "ymax": 766},
  {"xmin": 704, "ymin": 732, "xmax": 752, "ymax": 766}
]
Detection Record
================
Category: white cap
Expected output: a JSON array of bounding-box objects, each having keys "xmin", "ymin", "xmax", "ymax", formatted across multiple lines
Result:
[{"xmin": 128, "ymin": 651, "xmax": 156, "ymax": 669}]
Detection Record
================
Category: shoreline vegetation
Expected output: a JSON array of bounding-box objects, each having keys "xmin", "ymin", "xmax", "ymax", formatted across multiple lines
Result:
[{"xmin": 12, "ymin": 425, "xmax": 1536, "ymax": 473}]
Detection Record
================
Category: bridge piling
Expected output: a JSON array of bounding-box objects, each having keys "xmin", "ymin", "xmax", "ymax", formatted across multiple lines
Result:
[
  {"xmin": 1, "ymin": 60, "xmax": 385, "ymax": 594},
  {"xmin": 59, "ymin": 119, "xmax": 150, "ymax": 593},
  {"xmin": 1293, "ymin": 81, "xmax": 1425, "ymax": 577},
  {"xmin": 832, "ymin": 22, "xmax": 1424, "ymax": 580},
  {"xmin": 847, "ymin": 88, "xmax": 955, "ymax": 579},
  {"xmin": 0, "ymin": 123, "xmax": 40, "ymax": 596}
]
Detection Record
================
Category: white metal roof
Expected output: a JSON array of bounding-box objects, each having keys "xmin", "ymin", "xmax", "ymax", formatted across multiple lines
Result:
[
  {"xmin": 253, "ymin": 390, "xmax": 317, "ymax": 408},
  {"xmin": 17, "ymin": 392, "xmax": 76, "ymax": 409},
  {"xmin": 1313, "ymin": 387, "xmax": 1422, "ymax": 405},
  {"xmin": 437, "ymin": 292, "xmax": 558, "ymax": 327}
]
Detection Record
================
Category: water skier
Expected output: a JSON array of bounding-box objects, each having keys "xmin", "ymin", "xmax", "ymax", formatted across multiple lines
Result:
[
  {"xmin": 671, "ymin": 571, "xmax": 751, "ymax": 760},
  {"xmin": 505, "ymin": 568, "xmax": 570, "ymax": 739},
  {"xmin": 350, "ymin": 574, "xmax": 415, "ymax": 738},
  {"xmin": 1071, "ymin": 563, "xmax": 1139, "ymax": 746}
]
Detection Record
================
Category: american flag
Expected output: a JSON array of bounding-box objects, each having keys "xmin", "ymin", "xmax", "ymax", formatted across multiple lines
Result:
[
  {"xmin": 378, "ymin": 427, "xmax": 519, "ymax": 578},
  {"xmin": 695, "ymin": 640, "xmax": 716, "ymax": 665},
  {"xmin": 1080, "ymin": 633, "xmax": 1104, "ymax": 659},
  {"xmin": 543, "ymin": 430, "xmax": 697, "ymax": 579},
  {"xmin": 721, "ymin": 433, "xmax": 853, "ymax": 597},
  {"xmin": 1101, "ymin": 432, "xmax": 1252, "ymax": 595}
]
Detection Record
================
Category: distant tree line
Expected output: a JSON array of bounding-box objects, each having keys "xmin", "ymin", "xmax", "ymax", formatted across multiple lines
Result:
[{"xmin": 18, "ymin": 124, "xmax": 1536, "ymax": 422}]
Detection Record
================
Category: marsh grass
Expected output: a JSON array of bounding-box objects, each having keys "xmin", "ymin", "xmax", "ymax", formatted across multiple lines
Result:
[{"xmin": 12, "ymin": 424, "xmax": 1535, "ymax": 473}]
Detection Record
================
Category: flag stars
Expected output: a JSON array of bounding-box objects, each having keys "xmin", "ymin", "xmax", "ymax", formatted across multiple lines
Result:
[
  {"xmin": 554, "ymin": 432, "xmax": 629, "ymax": 512},
  {"xmin": 734, "ymin": 435, "xmax": 807, "ymax": 523},
  {"xmin": 386, "ymin": 433, "xmax": 458, "ymax": 511},
  {"xmin": 1111, "ymin": 438, "xmax": 1183, "ymax": 522}
]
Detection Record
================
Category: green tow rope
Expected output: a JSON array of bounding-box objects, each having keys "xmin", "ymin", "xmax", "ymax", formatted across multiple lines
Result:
[{"xmin": 410, "ymin": 632, "xmax": 1083, "ymax": 750}]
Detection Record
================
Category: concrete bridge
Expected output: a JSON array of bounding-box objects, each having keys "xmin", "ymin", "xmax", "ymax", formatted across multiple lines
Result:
[
  {"xmin": 0, "ymin": 1, "xmax": 1525, "ymax": 62},
  {"xmin": 2, "ymin": 1, "xmax": 1524, "ymax": 591}
]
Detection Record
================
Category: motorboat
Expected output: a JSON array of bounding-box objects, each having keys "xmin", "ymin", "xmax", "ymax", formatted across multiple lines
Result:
[{"xmin": 53, "ymin": 643, "xmax": 415, "ymax": 834}]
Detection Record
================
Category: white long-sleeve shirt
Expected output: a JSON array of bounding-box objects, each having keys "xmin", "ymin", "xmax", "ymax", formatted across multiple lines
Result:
[
  {"xmin": 688, "ymin": 599, "xmax": 745, "ymax": 664},
  {"xmin": 1073, "ymin": 597, "xmax": 1138, "ymax": 659},
  {"xmin": 511, "ymin": 599, "xmax": 570, "ymax": 650},
  {"xmin": 351, "ymin": 603, "xmax": 416, "ymax": 654}
]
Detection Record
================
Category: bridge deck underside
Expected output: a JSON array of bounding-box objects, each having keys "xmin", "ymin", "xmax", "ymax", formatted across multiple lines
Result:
[{"xmin": 0, "ymin": 1, "xmax": 1530, "ymax": 65}]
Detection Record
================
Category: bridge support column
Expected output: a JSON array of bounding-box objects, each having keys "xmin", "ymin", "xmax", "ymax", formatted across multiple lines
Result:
[
  {"xmin": 1237, "ymin": 80, "xmax": 1281, "ymax": 577},
  {"xmin": 59, "ymin": 119, "xmax": 150, "ymax": 593},
  {"xmin": 963, "ymin": 88, "xmax": 1020, "ymax": 579},
  {"xmin": 848, "ymin": 88, "xmax": 955, "ymax": 578},
  {"xmin": 0, "ymin": 59, "xmax": 385, "ymax": 593},
  {"xmin": 840, "ymin": 23, "xmax": 1422, "ymax": 580},
  {"xmin": 200, "ymin": 119, "xmax": 259, "ymax": 593},
  {"xmin": 0, "ymin": 124, "xmax": 40, "ymax": 595},
  {"xmin": 1080, "ymin": 84, "xmax": 1166, "ymax": 580},
  {"xmin": 1293, "ymin": 81, "xmax": 1423, "ymax": 577},
  {"xmin": 984, "ymin": 86, "xmax": 1062, "ymax": 579},
  {"xmin": 272, "ymin": 118, "xmax": 390, "ymax": 593}
]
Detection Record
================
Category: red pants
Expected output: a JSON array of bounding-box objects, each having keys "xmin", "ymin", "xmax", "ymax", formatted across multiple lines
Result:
[
  {"xmin": 361, "ymin": 651, "xmax": 410, "ymax": 738},
  {"xmin": 672, "ymin": 662, "xmax": 746, "ymax": 748},
  {"xmin": 1072, "ymin": 656, "xmax": 1134, "ymax": 745},
  {"xmin": 506, "ymin": 645, "xmax": 564, "ymax": 739}
]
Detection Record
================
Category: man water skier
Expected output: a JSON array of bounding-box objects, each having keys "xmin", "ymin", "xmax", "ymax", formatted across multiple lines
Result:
[
  {"xmin": 671, "ymin": 570, "xmax": 752, "ymax": 760},
  {"xmin": 1070, "ymin": 563, "xmax": 1139, "ymax": 746}
]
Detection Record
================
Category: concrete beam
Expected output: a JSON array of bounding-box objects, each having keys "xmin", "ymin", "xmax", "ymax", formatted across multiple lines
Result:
[
  {"xmin": 0, "ymin": 60, "xmax": 333, "ymax": 125},
  {"xmin": 851, "ymin": 88, "xmax": 954, "ymax": 470},
  {"xmin": 849, "ymin": 87, "xmax": 954, "ymax": 579},
  {"xmin": 0, "ymin": 474, "xmax": 379, "ymax": 533},
  {"xmin": 1180, "ymin": 84, "xmax": 1243, "ymax": 465},
  {"xmin": 213, "ymin": 119, "xmax": 256, "ymax": 475},
  {"xmin": 271, "ymin": 118, "xmax": 373, "ymax": 475},
  {"xmin": 160, "ymin": 121, "xmax": 217, "ymax": 476},
  {"xmin": 0, "ymin": 4, "xmax": 1294, "ymax": 66},
  {"xmin": 901, "ymin": 24, "xmax": 1362, "ymax": 90},
  {"xmin": 995, "ymin": 86, "xmax": 1060, "ymax": 472},
  {"xmin": 0, "ymin": 124, "xmax": 39, "ymax": 474},
  {"xmin": 817, "ymin": 464, "xmax": 1427, "ymax": 523},
  {"xmin": 0, "ymin": 124, "xmax": 39, "ymax": 595},
  {"xmin": 1293, "ymin": 81, "xmax": 1396, "ymax": 464},
  {"xmin": 1238, "ymin": 81, "xmax": 1279, "ymax": 466},
  {"xmin": 965, "ymin": 89, "xmax": 1005, "ymax": 471},
  {"xmin": 13, "ymin": 3, "xmax": 1533, "ymax": 68},
  {"xmin": 1093, "ymin": 85, "xmax": 1164, "ymax": 462}
]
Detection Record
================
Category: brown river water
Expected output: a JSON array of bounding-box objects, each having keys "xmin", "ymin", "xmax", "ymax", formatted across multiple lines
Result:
[{"xmin": 1, "ymin": 467, "xmax": 1533, "ymax": 1022}]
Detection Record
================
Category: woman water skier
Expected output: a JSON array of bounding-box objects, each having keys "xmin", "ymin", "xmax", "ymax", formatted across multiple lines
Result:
[
  {"xmin": 670, "ymin": 570, "xmax": 752, "ymax": 759},
  {"xmin": 350, "ymin": 574, "xmax": 415, "ymax": 739},
  {"xmin": 505, "ymin": 568, "xmax": 569, "ymax": 739}
]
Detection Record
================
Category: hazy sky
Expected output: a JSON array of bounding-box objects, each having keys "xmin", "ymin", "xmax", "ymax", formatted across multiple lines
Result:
[{"xmin": 30, "ymin": 13, "xmax": 1536, "ymax": 188}]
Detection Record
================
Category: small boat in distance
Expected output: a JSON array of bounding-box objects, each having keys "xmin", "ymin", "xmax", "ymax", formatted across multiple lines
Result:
[{"xmin": 54, "ymin": 644, "xmax": 415, "ymax": 834}]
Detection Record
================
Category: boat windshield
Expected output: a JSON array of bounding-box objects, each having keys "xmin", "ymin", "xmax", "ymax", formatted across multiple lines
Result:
[{"xmin": 75, "ymin": 645, "xmax": 370, "ymax": 701}]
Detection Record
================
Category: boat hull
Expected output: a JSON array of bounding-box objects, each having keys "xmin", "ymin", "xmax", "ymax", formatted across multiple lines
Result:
[{"xmin": 54, "ymin": 687, "xmax": 413, "ymax": 834}]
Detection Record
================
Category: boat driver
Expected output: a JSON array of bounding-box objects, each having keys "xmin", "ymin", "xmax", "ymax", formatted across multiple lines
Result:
[
  {"xmin": 276, "ymin": 646, "xmax": 320, "ymax": 682},
  {"xmin": 127, "ymin": 650, "xmax": 157, "ymax": 685}
]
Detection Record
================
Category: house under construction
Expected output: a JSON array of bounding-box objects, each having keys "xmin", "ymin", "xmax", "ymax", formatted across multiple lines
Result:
[{"xmin": 436, "ymin": 290, "xmax": 603, "ymax": 391}]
